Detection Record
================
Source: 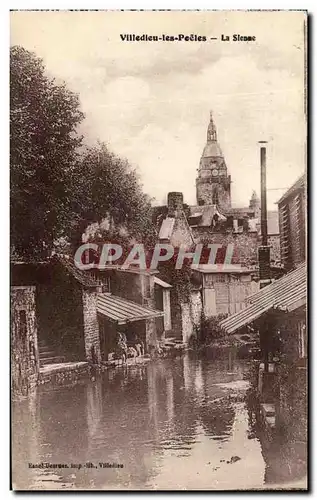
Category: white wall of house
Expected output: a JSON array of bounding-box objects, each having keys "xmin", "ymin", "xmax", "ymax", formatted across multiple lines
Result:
[
  {"xmin": 203, "ymin": 287, "xmax": 217, "ymax": 317},
  {"xmin": 202, "ymin": 273, "xmax": 259, "ymax": 318}
]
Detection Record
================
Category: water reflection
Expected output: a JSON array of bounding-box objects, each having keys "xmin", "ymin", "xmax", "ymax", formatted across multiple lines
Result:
[{"xmin": 12, "ymin": 351, "xmax": 304, "ymax": 490}]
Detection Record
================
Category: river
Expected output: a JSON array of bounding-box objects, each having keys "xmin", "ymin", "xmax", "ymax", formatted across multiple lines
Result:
[{"xmin": 12, "ymin": 351, "xmax": 306, "ymax": 490}]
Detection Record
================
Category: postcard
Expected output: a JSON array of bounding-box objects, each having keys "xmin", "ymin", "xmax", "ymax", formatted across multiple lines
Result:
[{"xmin": 10, "ymin": 10, "xmax": 307, "ymax": 491}]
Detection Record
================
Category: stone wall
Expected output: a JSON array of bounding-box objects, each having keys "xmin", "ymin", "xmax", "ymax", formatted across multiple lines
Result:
[
  {"xmin": 108, "ymin": 269, "xmax": 162, "ymax": 348},
  {"xmin": 193, "ymin": 229, "xmax": 281, "ymax": 266},
  {"xmin": 162, "ymin": 289, "xmax": 172, "ymax": 331},
  {"xmin": 109, "ymin": 270, "xmax": 144, "ymax": 305},
  {"xmin": 145, "ymin": 318, "xmax": 157, "ymax": 350},
  {"xmin": 196, "ymin": 178, "xmax": 231, "ymax": 209},
  {"xmin": 170, "ymin": 212, "xmax": 194, "ymax": 249},
  {"xmin": 142, "ymin": 273, "xmax": 161, "ymax": 348},
  {"xmin": 39, "ymin": 362, "xmax": 89, "ymax": 386},
  {"xmin": 181, "ymin": 303, "xmax": 193, "ymax": 343},
  {"xmin": 265, "ymin": 308, "xmax": 307, "ymax": 442},
  {"xmin": 277, "ymin": 365, "xmax": 307, "ymax": 442},
  {"xmin": 109, "ymin": 269, "xmax": 158, "ymax": 306},
  {"xmin": 181, "ymin": 289, "xmax": 202, "ymax": 344},
  {"xmin": 141, "ymin": 273, "xmax": 156, "ymax": 308},
  {"xmin": 194, "ymin": 230, "xmax": 259, "ymax": 266},
  {"xmin": 36, "ymin": 269, "xmax": 86, "ymax": 361},
  {"xmin": 169, "ymin": 287, "xmax": 183, "ymax": 341},
  {"xmin": 82, "ymin": 289, "xmax": 101, "ymax": 363},
  {"xmin": 11, "ymin": 286, "xmax": 39, "ymax": 395}
]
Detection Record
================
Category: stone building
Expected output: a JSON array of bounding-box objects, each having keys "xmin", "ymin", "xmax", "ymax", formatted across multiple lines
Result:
[
  {"xmin": 11, "ymin": 256, "xmax": 167, "ymax": 392},
  {"xmin": 97, "ymin": 265, "xmax": 167, "ymax": 359},
  {"xmin": 152, "ymin": 112, "xmax": 282, "ymax": 338},
  {"xmin": 156, "ymin": 192, "xmax": 195, "ymax": 249},
  {"xmin": 154, "ymin": 112, "xmax": 280, "ymax": 267},
  {"xmin": 196, "ymin": 111, "xmax": 231, "ymax": 209},
  {"xmin": 277, "ymin": 174, "xmax": 306, "ymax": 271}
]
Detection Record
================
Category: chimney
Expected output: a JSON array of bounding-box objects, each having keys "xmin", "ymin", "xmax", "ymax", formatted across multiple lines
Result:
[
  {"xmin": 260, "ymin": 145, "xmax": 268, "ymax": 246},
  {"xmin": 258, "ymin": 142, "xmax": 271, "ymax": 288},
  {"xmin": 167, "ymin": 192, "xmax": 184, "ymax": 217}
]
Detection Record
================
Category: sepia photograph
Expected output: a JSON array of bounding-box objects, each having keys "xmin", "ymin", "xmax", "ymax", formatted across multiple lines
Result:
[{"xmin": 10, "ymin": 9, "xmax": 307, "ymax": 491}]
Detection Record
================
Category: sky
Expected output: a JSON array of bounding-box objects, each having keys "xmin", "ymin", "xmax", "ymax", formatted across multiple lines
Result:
[{"xmin": 10, "ymin": 10, "xmax": 306, "ymax": 209}]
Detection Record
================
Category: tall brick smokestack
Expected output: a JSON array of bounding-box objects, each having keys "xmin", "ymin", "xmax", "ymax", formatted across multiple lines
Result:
[
  {"xmin": 260, "ymin": 145, "xmax": 268, "ymax": 246},
  {"xmin": 258, "ymin": 142, "xmax": 271, "ymax": 374},
  {"xmin": 258, "ymin": 141, "xmax": 271, "ymax": 287}
]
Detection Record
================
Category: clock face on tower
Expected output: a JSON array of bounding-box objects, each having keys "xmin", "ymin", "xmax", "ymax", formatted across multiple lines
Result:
[{"xmin": 212, "ymin": 169, "xmax": 219, "ymax": 176}]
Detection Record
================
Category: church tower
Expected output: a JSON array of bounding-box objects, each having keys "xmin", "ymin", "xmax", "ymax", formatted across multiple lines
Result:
[
  {"xmin": 249, "ymin": 190, "xmax": 261, "ymax": 217},
  {"xmin": 196, "ymin": 112, "xmax": 231, "ymax": 209}
]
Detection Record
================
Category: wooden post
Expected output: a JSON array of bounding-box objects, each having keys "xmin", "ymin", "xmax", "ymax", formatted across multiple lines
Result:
[
  {"xmin": 258, "ymin": 141, "xmax": 271, "ymax": 289},
  {"xmin": 260, "ymin": 144, "xmax": 268, "ymax": 247},
  {"xmin": 258, "ymin": 142, "xmax": 271, "ymax": 375}
]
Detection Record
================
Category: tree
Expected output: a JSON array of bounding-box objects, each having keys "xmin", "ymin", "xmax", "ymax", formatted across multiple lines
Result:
[
  {"xmin": 68, "ymin": 143, "xmax": 156, "ymax": 251},
  {"xmin": 199, "ymin": 313, "xmax": 229, "ymax": 345},
  {"xmin": 10, "ymin": 45, "xmax": 84, "ymax": 260},
  {"xmin": 11, "ymin": 46, "xmax": 156, "ymax": 261}
]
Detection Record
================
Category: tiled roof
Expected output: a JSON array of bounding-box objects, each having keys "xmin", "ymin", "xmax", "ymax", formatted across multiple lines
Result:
[
  {"xmin": 55, "ymin": 255, "xmax": 100, "ymax": 288},
  {"xmin": 189, "ymin": 205, "xmax": 225, "ymax": 227},
  {"xmin": 97, "ymin": 294, "xmax": 164, "ymax": 325},
  {"xmin": 154, "ymin": 276, "xmax": 172, "ymax": 288},
  {"xmin": 202, "ymin": 142, "xmax": 223, "ymax": 158},
  {"xmin": 219, "ymin": 262, "xmax": 306, "ymax": 334}
]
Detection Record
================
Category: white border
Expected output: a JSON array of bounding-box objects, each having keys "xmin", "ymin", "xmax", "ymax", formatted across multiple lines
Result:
[{"xmin": 2, "ymin": 2, "xmax": 315, "ymax": 499}]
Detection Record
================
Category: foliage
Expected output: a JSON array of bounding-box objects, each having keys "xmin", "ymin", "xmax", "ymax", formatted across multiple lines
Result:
[
  {"xmin": 198, "ymin": 313, "xmax": 229, "ymax": 345},
  {"xmin": 157, "ymin": 251, "xmax": 193, "ymax": 303},
  {"xmin": 68, "ymin": 143, "xmax": 156, "ymax": 251},
  {"xmin": 10, "ymin": 45, "xmax": 84, "ymax": 260},
  {"xmin": 10, "ymin": 46, "xmax": 156, "ymax": 260}
]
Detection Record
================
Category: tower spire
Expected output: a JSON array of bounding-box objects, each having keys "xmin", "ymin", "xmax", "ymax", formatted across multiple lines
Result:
[
  {"xmin": 207, "ymin": 110, "xmax": 217, "ymax": 142},
  {"xmin": 197, "ymin": 112, "xmax": 231, "ymax": 208}
]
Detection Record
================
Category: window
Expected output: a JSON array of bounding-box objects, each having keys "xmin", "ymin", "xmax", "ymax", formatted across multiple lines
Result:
[
  {"xmin": 212, "ymin": 189, "xmax": 219, "ymax": 205},
  {"xmin": 226, "ymin": 216, "xmax": 234, "ymax": 229}
]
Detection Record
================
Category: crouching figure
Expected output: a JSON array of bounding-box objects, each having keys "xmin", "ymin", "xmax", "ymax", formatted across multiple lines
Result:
[{"xmin": 115, "ymin": 331, "xmax": 128, "ymax": 363}]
